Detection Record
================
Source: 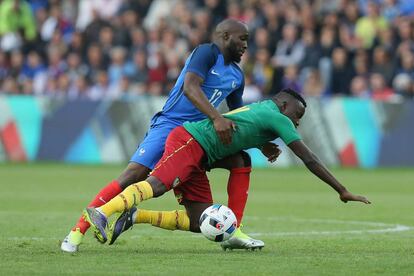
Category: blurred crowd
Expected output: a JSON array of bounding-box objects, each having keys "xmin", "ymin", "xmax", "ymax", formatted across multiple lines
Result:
[{"xmin": 0, "ymin": 0, "xmax": 413, "ymax": 101}]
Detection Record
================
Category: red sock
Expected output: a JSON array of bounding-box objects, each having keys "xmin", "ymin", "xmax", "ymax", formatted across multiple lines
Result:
[
  {"xmin": 227, "ymin": 167, "xmax": 251, "ymax": 227},
  {"xmin": 73, "ymin": 180, "xmax": 122, "ymax": 234}
]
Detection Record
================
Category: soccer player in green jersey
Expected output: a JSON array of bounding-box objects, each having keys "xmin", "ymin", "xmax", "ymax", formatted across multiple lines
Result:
[{"xmin": 84, "ymin": 88, "xmax": 371, "ymax": 248}]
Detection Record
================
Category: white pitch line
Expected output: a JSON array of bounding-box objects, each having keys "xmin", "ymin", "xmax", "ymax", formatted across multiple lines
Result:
[
  {"xmin": 5, "ymin": 218, "xmax": 414, "ymax": 241},
  {"xmin": 249, "ymin": 225, "xmax": 413, "ymax": 237}
]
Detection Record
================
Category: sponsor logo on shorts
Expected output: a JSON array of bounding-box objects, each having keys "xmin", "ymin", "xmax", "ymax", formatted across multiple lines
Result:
[
  {"xmin": 175, "ymin": 193, "xmax": 183, "ymax": 204},
  {"xmin": 172, "ymin": 177, "xmax": 181, "ymax": 188},
  {"xmin": 139, "ymin": 148, "xmax": 145, "ymax": 156}
]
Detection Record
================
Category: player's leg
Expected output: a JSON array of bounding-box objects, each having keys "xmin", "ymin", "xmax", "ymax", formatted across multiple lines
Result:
[
  {"xmin": 84, "ymin": 175, "xmax": 167, "ymax": 243},
  {"xmin": 86, "ymin": 126, "xmax": 205, "ymax": 244},
  {"xmin": 182, "ymin": 201, "xmax": 211, "ymax": 232},
  {"xmin": 61, "ymin": 123, "xmax": 172, "ymax": 252},
  {"xmin": 61, "ymin": 163, "xmax": 151, "ymax": 252},
  {"xmin": 211, "ymin": 151, "xmax": 251, "ymax": 226},
  {"xmin": 108, "ymin": 167, "xmax": 212, "ymax": 244},
  {"xmin": 108, "ymin": 200, "xmax": 209, "ymax": 245},
  {"xmin": 211, "ymin": 151, "xmax": 265, "ymax": 250}
]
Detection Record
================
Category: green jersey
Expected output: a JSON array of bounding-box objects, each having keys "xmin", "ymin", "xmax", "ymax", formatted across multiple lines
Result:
[{"xmin": 183, "ymin": 100, "xmax": 301, "ymax": 166}]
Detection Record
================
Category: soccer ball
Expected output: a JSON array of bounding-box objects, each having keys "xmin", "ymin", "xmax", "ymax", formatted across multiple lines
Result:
[{"xmin": 199, "ymin": 204, "xmax": 237, "ymax": 242}]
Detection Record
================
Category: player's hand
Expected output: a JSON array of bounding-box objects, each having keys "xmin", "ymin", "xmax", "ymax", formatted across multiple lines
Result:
[
  {"xmin": 339, "ymin": 191, "xmax": 371, "ymax": 204},
  {"xmin": 260, "ymin": 142, "xmax": 281, "ymax": 163},
  {"xmin": 213, "ymin": 116, "xmax": 236, "ymax": 145}
]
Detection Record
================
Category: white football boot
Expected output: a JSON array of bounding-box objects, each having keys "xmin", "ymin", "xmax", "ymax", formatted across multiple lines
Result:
[
  {"xmin": 221, "ymin": 226, "xmax": 264, "ymax": 251},
  {"xmin": 61, "ymin": 228, "xmax": 83, "ymax": 253}
]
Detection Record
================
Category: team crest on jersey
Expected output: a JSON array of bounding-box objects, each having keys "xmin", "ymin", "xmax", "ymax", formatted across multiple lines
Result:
[{"xmin": 139, "ymin": 148, "xmax": 145, "ymax": 156}]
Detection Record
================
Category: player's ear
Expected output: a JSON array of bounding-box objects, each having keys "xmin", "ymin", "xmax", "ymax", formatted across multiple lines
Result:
[
  {"xmin": 281, "ymin": 101, "xmax": 288, "ymax": 112},
  {"xmin": 223, "ymin": 31, "xmax": 230, "ymax": 41}
]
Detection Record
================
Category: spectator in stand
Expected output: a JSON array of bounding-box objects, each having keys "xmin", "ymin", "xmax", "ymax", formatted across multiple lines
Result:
[
  {"xmin": 21, "ymin": 50, "xmax": 45, "ymax": 80},
  {"xmin": 68, "ymin": 31, "xmax": 86, "ymax": 59},
  {"xmin": 353, "ymin": 49, "xmax": 370, "ymax": 80},
  {"xmin": 261, "ymin": 1, "xmax": 281, "ymax": 55},
  {"xmin": 67, "ymin": 75, "xmax": 90, "ymax": 100},
  {"xmin": 300, "ymin": 29, "xmax": 321, "ymax": 85},
  {"xmin": 125, "ymin": 49, "xmax": 148, "ymax": 86},
  {"xmin": 282, "ymin": 65, "xmax": 301, "ymax": 93},
  {"xmin": 40, "ymin": 4, "xmax": 73, "ymax": 43},
  {"xmin": 0, "ymin": 0, "xmax": 37, "ymax": 52},
  {"xmin": 339, "ymin": 1, "xmax": 362, "ymax": 51},
  {"xmin": 128, "ymin": 27, "xmax": 147, "ymax": 57},
  {"xmin": 370, "ymin": 73, "xmax": 395, "ymax": 101},
  {"xmin": 355, "ymin": 1, "xmax": 388, "ymax": 49},
  {"xmin": 9, "ymin": 49, "xmax": 24, "ymax": 80},
  {"xmin": 302, "ymin": 69, "xmax": 325, "ymax": 97},
  {"xmin": 107, "ymin": 46, "xmax": 128, "ymax": 86},
  {"xmin": 46, "ymin": 46, "xmax": 66, "ymax": 80},
  {"xmin": 66, "ymin": 52, "xmax": 88, "ymax": 83},
  {"xmin": 381, "ymin": 0, "xmax": 400, "ymax": 22},
  {"xmin": 396, "ymin": 50, "xmax": 414, "ymax": 78},
  {"xmin": 1, "ymin": 76, "xmax": 20, "ymax": 94},
  {"xmin": 318, "ymin": 27, "xmax": 338, "ymax": 91},
  {"xmin": 0, "ymin": 50, "xmax": 8, "ymax": 81},
  {"xmin": 371, "ymin": 46, "xmax": 395, "ymax": 85},
  {"xmin": 350, "ymin": 76, "xmax": 371, "ymax": 98},
  {"xmin": 392, "ymin": 73, "xmax": 412, "ymax": 98},
  {"xmin": 85, "ymin": 43, "xmax": 106, "ymax": 82},
  {"xmin": 88, "ymin": 70, "xmax": 111, "ymax": 100},
  {"xmin": 242, "ymin": 73, "xmax": 262, "ymax": 104},
  {"xmin": 251, "ymin": 48, "xmax": 274, "ymax": 96},
  {"xmin": 249, "ymin": 27, "xmax": 271, "ymax": 56},
  {"xmin": 271, "ymin": 23, "xmax": 304, "ymax": 68},
  {"xmin": 330, "ymin": 47, "xmax": 354, "ymax": 96},
  {"xmin": 0, "ymin": 0, "xmax": 412, "ymax": 100}
]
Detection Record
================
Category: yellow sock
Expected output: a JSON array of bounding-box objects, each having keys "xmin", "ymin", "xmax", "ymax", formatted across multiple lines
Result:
[
  {"xmin": 99, "ymin": 181, "xmax": 153, "ymax": 217},
  {"xmin": 135, "ymin": 209, "xmax": 190, "ymax": 231}
]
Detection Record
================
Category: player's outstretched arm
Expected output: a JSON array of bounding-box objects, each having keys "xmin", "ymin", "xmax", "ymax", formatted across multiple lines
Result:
[
  {"xmin": 287, "ymin": 140, "xmax": 371, "ymax": 204},
  {"xmin": 184, "ymin": 72, "xmax": 235, "ymax": 144}
]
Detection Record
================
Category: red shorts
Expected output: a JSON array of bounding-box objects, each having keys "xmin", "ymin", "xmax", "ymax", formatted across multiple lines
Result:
[{"xmin": 150, "ymin": 126, "xmax": 213, "ymax": 204}]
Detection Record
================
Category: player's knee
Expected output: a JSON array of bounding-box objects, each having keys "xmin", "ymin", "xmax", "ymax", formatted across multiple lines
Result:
[
  {"xmin": 229, "ymin": 151, "xmax": 251, "ymax": 169},
  {"xmin": 118, "ymin": 164, "xmax": 150, "ymax": 190},
  {"xmin": 238, "ymin": 151, "xmax": 251, "ymax": 167},
  {"xmin": 147, "ymin": 176, "xmax": 167, "ymax": 197}
]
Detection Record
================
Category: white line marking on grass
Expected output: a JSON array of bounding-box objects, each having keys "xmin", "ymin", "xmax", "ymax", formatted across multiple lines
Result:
[
  {"xmin": 249, "ymin": 224, "xmax": 412, "ymax": 237},
  {"xmin": 244, "ymin": 216, "xmax": 414, "ymax": 237},
  {"xmin": 5, "ymin": 218, "xmax": 413, "ymax": 241}
]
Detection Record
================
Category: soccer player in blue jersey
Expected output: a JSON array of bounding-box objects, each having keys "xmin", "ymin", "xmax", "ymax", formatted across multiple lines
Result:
[{"xmin": 61, "ymin": 19, "xmax": 280, "ymax": 252}]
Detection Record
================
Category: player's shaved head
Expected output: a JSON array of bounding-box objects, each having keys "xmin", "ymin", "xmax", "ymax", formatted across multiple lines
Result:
[
  {"xmin": 213, "ymin": 19, "xmax": 249, "ymax": 63},
  {"xmin": 215, "ymin": 19, "xmax": 248, "ymax": 36}
]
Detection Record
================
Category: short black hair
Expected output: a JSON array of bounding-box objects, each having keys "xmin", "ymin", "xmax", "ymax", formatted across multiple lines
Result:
[{"xmin": 280, "ymin": 88, "xmax": 307, "ymax": 107}]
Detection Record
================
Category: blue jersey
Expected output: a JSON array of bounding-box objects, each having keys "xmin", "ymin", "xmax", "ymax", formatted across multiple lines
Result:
[
  {"xmin": 132, "ymin": 43, "xmax": 245, "ymax": 169},
  {"xmin": 153, "ymin": 43, "xmax": 244, "ymax": 126}
]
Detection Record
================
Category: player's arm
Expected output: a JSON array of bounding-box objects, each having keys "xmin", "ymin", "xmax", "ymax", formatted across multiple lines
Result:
[
  {"xmin": 184, "ymin": 46, "xmax": 235, "ymax": 145},
  {"xmin": 288, "ymin": 140, "xmax": 371, "ymax": 204}
]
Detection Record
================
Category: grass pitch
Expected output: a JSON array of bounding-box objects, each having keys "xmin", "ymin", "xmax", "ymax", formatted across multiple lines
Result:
[{"xmin": 0, "ymin": 163, "xmax": 413, "ymax": 275}]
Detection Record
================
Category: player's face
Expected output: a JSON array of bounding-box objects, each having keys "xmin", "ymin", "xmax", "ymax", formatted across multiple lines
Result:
[
  {"xmin": 227, "ymin": 28, "xmax": 249, "ymax": 63},
  {"xmin": 283, "ymin": 101, "xmax": 305, "ymax": 128}
]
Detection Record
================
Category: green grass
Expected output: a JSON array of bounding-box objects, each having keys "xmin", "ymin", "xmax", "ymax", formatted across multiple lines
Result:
[{"xmin": 0, "ymin": 164, "xmax": 413, "ymax": 275}]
